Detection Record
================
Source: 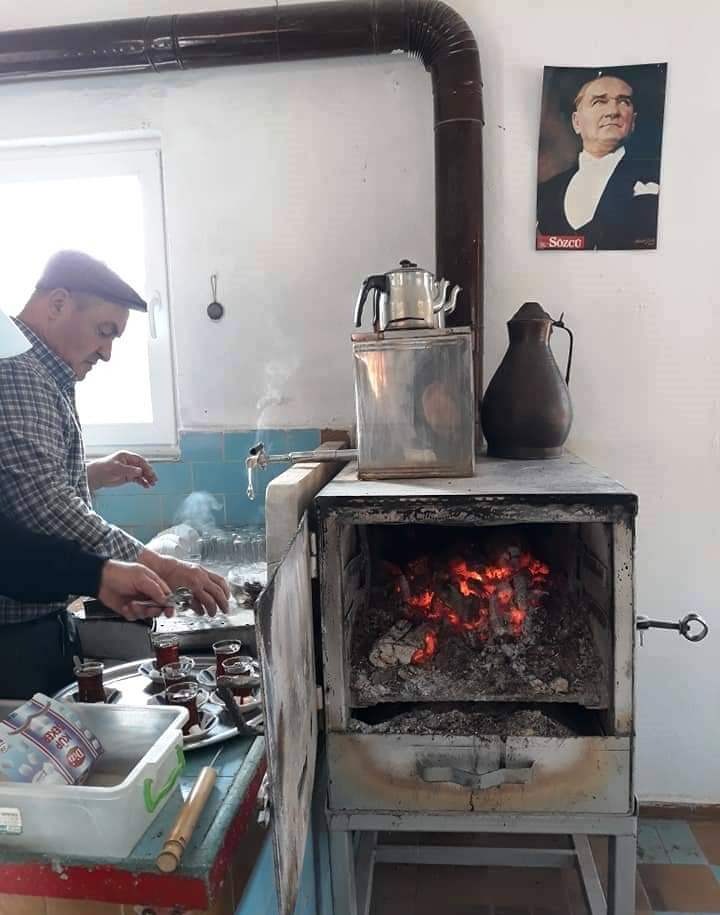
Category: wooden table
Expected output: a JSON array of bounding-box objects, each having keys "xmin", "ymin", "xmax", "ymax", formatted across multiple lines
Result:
[{"xmin": 0, "ymin": 738, "xmax": 266, "ymax": 915}]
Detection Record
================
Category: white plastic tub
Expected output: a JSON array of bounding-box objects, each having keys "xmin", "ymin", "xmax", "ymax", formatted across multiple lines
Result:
[{"xmin": 0, "ymin": 701, "xmax": 187, "ymax": 858}]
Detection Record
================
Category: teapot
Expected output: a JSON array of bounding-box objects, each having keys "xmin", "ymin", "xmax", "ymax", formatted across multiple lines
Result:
[
  {"xmin": 481, "ymin": 302, "xmax": 574, "ymax": 459},
  {"xmin": 354, "ymin": 260, "xmax": 461, "ymax": 332}
]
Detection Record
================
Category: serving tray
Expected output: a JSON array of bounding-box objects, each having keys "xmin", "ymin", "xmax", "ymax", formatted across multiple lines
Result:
[{"xmin": 54, "ymin": 656, "xmax": 263, "ymax": 752}]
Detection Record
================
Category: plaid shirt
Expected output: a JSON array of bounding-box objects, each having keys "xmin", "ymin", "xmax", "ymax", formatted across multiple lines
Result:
[{"xmin": 0, "ymin": 320, "xmax": 142, "ymax": 624}]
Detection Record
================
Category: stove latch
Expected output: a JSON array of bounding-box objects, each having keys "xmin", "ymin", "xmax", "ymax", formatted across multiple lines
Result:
[
  {"xmin": 419, "ymin": 762, "xmax": 534, "ymax": 790},
  {"xmin": 636, "ymin": 612, "xmax": 709, "ymax": 646}
]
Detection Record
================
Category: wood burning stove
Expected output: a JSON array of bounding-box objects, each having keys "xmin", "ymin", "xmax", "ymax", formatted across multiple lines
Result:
[
  {"xmin": 316, "ymin": 456, "xmax": 635, "ymax": 823},
  {"xmin": 256, "ymin": 451, "xmax": 707, "ymax": 915}
]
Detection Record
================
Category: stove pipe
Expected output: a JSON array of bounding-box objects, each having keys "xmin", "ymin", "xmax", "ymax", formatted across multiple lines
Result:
[{"xmin": 0, "ymin": 0, "xmax": 484, "ymax": 417}]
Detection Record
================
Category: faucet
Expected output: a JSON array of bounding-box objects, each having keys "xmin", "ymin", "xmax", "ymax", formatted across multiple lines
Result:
[
  {"xmin": 245, "ymin": 443, "xmax": 270, "ymax": 500},
  {"xmin": 245, "ymin": 441, "xmax": 356, "ymax": 500}
]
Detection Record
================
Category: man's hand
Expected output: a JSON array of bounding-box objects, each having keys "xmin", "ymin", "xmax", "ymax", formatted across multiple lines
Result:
[
  {"xmin": 87, "ymin": 451, "xmax": 158, "ymax": 492},
  {"xmin": 139, "ymin": 549, "xmax": 230, "ymax": 617},
  {"xmin": 99, "ymin": 560, "xmax": 174, "ymax": 622}
]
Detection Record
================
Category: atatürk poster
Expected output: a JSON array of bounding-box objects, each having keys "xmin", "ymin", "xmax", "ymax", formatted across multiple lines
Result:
[{"xmin": 536, "ymin": 63, "xmax": 667, "ymax": 251}]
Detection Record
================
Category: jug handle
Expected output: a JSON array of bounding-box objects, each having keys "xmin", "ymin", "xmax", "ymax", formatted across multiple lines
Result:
[
  {"xmin": 354, "ymin": 275, "xmax": 387, "ymax": 328},
  {"xmin": 552, "ymin": 313, "xmax": 574, "ymax": 386}
]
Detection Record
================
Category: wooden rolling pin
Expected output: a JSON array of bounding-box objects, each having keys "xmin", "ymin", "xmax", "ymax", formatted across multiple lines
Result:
[{"xmin": 156, "ymin": 748, "xmax": 222, "ymax": 873}]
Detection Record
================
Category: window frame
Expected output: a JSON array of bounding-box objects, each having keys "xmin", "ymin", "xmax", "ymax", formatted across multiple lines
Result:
[{"xmin": 0, "ymin": 135, "xmax": 178, "ymax": 458}]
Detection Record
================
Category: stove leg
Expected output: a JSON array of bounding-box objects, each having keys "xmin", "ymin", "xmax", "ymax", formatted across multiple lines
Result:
[
  {"xmin": 355, "ymin": 831, "xmax": 378, "ymax": 915},
  {"xmin": 608, "ymin": 833, "xmax": 637, "ymax": 915},
  {"xmin": 329, "ymin": 831, "xmax": 358, "ymax": 915},
  {"xmin": 572, "ymin": 835, "xmax": 607, "ymax": 915}
]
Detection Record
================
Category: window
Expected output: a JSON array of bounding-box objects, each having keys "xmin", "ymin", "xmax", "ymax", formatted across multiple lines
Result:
[{"xmin": 0, "ymin": 136, "xmax": 176, "ymax": 456}]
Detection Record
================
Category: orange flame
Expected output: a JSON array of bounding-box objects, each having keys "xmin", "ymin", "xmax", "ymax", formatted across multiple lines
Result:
[
  {"xmin": 411, "ymin": 629, "xmax": 439, "ymax": 664},
  {"xmin": 484, "ymin": 565, "xmax": 513, "ymax": 581},
  {"xmin": 524, "ymin": 556, "xmax": 550, "ymax": 577},
  {"xmin": 390, "ymin": 545, "xmax": 550, "ymax": 660},
  {"xmin": 508, "ymin": 607, "xmax": 526, "ymax": 635},
  {"xmin": 407, "ymin": 590, "xmax": 434, "ymax": 611},
  {"xmin": 448, "ymin": 558, "xmax": 485, "ymax": 598}
]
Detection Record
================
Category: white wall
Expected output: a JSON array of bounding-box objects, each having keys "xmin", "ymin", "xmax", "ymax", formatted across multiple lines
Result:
[
  {"xmin": 0, "ymin": 1, "xmax": 434, "ymax": 431},
  {"xmin": 1, "ymin": 0, "xmax": 718, "ymax": 803}
]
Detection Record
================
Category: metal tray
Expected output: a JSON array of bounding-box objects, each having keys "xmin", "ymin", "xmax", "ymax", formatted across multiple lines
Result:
[{"xmin": 53, "ymin": 656, "xmax": 263, "ymax": 752}]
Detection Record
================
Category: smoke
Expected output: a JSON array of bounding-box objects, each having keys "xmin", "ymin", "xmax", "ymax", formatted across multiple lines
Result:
[
  {"xmin": 173, "ymin": 492, "xmax": 223, "ymax": 534},
  {"xmin": 255, "ymin": 354, "xmax": 299, "ymax": 429}
]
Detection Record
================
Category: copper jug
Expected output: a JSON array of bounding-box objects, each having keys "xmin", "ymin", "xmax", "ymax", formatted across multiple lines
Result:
[{"xmin": 481, "ymin": 302, "xmax": 574, "ymax": 459}]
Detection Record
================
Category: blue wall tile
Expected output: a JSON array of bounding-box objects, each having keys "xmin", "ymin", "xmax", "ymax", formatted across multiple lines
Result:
[
  {"xmin": 180, "ymin": 431, "xmax": 224, "ymax": 462},
  {"xmin": 285, "ymin": 429, "xmax": 322, "ymax": 452},
  {"xmin": 192, "ymin": 461, "xmax": 246, "ymax": 494},
  {"xmin": 226, "ymin": 493, "xmax": 264, "ymax": 527},
  {"xmin": 224, "ymin": 430, "xmax": 262, "ymax": 462},
  {"xmin": 151, "ymin": 461, "xmax": 193, "ymax": 495},
  {"xmin": 94, "ymin": 493, "xmax": 164, "ymax": 528}
]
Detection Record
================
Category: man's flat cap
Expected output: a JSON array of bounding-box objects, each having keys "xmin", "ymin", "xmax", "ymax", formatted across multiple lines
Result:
[{"xmin": 36, "ymin": 250, "xmax": 147, "ymax": 312}]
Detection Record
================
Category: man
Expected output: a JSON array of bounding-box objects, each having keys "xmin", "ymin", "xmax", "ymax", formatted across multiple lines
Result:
[
  {"xmin": 537, "ymin": 73, "xmax": 660, "ymax": 250},
  {"xmin": 0, "ymin": 250, "xmax": 229, "ymax": 696},
  {"xmin": 0, "ymin": 303, "xmax": 173, "ymax": 624}
]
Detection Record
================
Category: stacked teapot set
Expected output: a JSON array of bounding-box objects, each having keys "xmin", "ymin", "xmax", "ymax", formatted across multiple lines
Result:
[{"xmin": 353, "ymin": 260, "xmax": 574, "ymax": 473}]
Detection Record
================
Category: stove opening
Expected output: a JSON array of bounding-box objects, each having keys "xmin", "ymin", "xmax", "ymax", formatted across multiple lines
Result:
[
  {"xmin": 347, "ymin": 523, "xmax": 612, "ymax": 717},
  {"xmin": 349, "ymin": 702, "xmax": 606, "ymax": 739}
]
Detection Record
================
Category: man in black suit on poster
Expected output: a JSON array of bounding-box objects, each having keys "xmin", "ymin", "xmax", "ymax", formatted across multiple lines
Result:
[{"xmin": 537, "ymin": 73, "xmax": 660, "ymax": 250}]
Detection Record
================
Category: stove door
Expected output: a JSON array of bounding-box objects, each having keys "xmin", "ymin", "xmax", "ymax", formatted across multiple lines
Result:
[{"xmin": 256, "ymin": 513, "xmax": 317, "ymax": 915}]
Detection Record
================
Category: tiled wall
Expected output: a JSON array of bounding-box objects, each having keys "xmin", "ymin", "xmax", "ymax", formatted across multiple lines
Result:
[{"xmin": 94, "ymin": 429, "xmax": 321, "ymax": 544}]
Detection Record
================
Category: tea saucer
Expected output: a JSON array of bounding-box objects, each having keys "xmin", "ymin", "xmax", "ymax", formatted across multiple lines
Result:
[
  {"xmin": 196, "ymin": 667, "xmax": 218, "ymax": 688},
  {"xmin": 197, "ymin": 658, "xmax": 259, "ymax": 688},
  {"xmin": 138, "ymin": 657, "xmax": 195, "ymax": 683},
  {"xmin": 210, "ymin": 689, "xmax": 261, "ymax": 714},
  {"xmin": 183, "ymin": 710, "xmax": 219, "ymax": 744},
  {"xmin": 148, "ymin": 687, "xmax": 210, "ymax": 709}
]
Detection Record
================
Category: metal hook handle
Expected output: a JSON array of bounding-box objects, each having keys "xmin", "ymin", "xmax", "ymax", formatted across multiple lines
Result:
[
  {"xmin": 552, "ymin": 312, "xmax": 574, "ymax": 387},
  {"xmin": 679, "ymin": 612, "xmax": 710, "ymax": 642},
  {"xmin": 636, "ymin": 612, "xmax": 709, "ymax": 644}
]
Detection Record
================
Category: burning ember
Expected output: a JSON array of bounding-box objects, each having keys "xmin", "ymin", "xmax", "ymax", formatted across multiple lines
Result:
[
  {"xmin": 411, "ymin": 629, "xmax": 438, "ymax": 665},
  {"xmin": 373, "ymin": 546, "xmax": 550, "ymax": 668}
]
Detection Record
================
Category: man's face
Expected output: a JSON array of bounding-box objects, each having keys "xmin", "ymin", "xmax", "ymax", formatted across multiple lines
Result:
[
  {"xmin": 46, "ymin": 290, "xmax": 129, "ymax": 380},
  {"xmin": 571, "ymin": 76, "xmax": 636, "ymax": 157}
]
